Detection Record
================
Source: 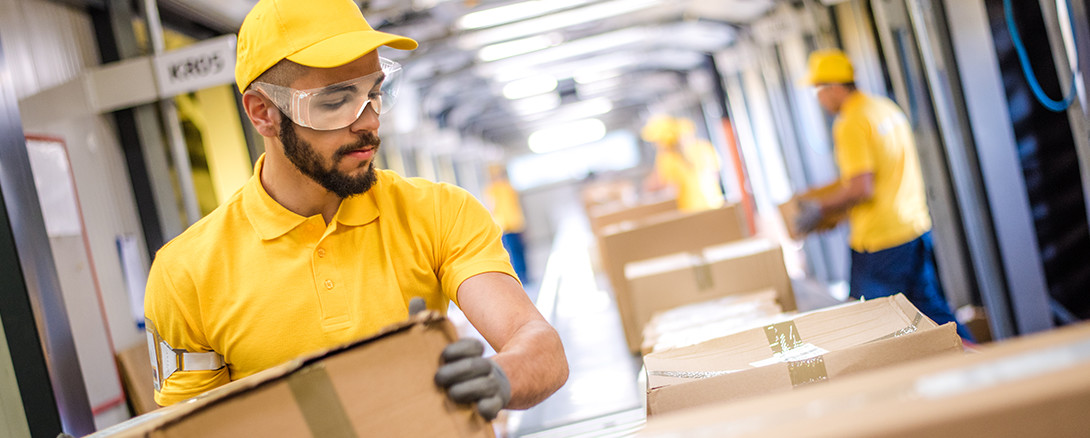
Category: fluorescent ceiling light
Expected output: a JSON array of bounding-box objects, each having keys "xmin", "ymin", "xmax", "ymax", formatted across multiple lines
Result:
[
  {"xmin": 529, "ymin": 118, "xmax": 607, "ymax": 154},
  {"xmin": 459, "ymin": 0, "xmax": 662, "ymax": 49},
  {"xmin": 511, "ymin": 93, "xmax": 561, "ymax": 114},
  {"xmin": 457, "ymin": 0, "xmax": 594, "ymax": 30},
  {"xmin": 502, "ymin": 75, "xmax": 557, "ymax": 100},
  {"xmin": 484, "ymin": 27, "xmax": 650, "ymax": 81},
  {"xmin": 574, "ymin": 68, "xmax": 623, "ymax": 85},
  {"xmin": 478, "ymin": 34, "xmax": 561, "ymax": 62}
]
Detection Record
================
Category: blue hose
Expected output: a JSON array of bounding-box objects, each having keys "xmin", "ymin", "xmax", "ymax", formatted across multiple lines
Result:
[{"xmin": 1004, "ymin": 0, "xmax": 1079, "ymax": 112}]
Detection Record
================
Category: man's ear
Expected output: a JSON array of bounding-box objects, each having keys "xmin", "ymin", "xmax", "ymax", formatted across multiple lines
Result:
[{"xmin": 242, "ymin": 90, "xmax": 281, "ymax": 137}]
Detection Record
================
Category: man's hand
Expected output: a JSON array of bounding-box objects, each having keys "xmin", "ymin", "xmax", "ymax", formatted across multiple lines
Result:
[
  {"xmin": 795, "ymin": 200, "xmax": 824, "ymax": 234},
  {"xmin": 434, "ymin": 339, "xmax": 511, "ymax": 421}
]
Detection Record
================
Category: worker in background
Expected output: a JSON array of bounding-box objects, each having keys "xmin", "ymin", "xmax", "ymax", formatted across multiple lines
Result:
[
  {"xmin": 143, "ymin": 0, "xmax": 567, "ymax": 421},
  {"xmin": 642, "ymin": 115, "xmax": 724, "ymax": 212},
  {"xmin": 798, "ymin": 49, "xmax": 974, "ymax": 342},
  {"xmin": 484, "ymin": 163, "xmax": 528, "ymax": 283},
  {"xmin": 676, "ymin": 118, "xmax": 726, "ymax": 210}
]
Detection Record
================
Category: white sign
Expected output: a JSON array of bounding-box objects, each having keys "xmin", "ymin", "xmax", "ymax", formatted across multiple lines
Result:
[{"xmin": 153, "ymin": 34, "xmax": 237, "ymax": 97}]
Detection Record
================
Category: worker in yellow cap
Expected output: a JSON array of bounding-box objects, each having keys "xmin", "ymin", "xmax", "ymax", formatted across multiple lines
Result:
[
  {"xmin": 642, "ymin": 115, "xmax": 722, "ymax": 212},
  {"xmin": 143, "ymin": 0, "xmax": 567, "ymax": 420},
  {"xmin": 799, "ymin": 49, "xmax": 973, "ymax": 341},
  {"xmin": 484, "ymin": 163, "xmax": 528, "ymax": 283}
]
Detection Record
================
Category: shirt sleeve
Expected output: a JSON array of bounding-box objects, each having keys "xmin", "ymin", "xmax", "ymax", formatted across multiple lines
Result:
[
  {"xmin": 834, "ymin": 115, "xmax": 875, "ymax": 179},
  {"xmin": 435, "ymin": 184, "xmax": 520, "ymax": 305},
  {"xmin": 144, "ymin": 251, "xmax": 230, "ymax": 406}
]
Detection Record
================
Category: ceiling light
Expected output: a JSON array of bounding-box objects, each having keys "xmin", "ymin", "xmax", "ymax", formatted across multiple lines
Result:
[
  {"xmin": 478, "ymin": 34, "xmax": 562, "ymax": 62},
  {"xmin": 457, "ymin": 0, "xmax": 594, "ymax": 30},
  {"xmin": 511, "ymin": 93, "xmax": 561, "ymax": 114},
  {"xmin": 502, "ymin": 75, "xmax": 557, "ymax": 100},
  {"xmin": 529, "ymin": 118, "xmax": 607, "ymax": 154},
  {"xmin": 459, "ymin": 0, "xmax": 663, "ymax": 49}
]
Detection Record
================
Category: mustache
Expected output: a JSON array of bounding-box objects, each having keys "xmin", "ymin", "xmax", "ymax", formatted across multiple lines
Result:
[{"xmin": 334, "ymin": 132, "xmax": 381, "ymax": 158}]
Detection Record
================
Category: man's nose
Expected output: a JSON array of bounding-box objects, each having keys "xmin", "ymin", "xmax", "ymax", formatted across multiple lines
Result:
[{"xmin": 349, "ymin": 103, "xmax": 380, "ymax": 134}]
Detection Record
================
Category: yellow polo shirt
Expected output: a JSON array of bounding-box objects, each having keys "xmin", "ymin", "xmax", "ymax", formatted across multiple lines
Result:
[
  {"xmin": 484, "ymin": 179, "xmax": 526, "ymax": 233},
  {"xmin": 146, "ymin": 155, "xmax": 517, "ymax": 406},
  {"xmin": 656, "ymin": 149, "xmax": 714, "ymax": 212},
  {"xmin": 834, "ymin": 91, "xmax": 931, "ymax": 252}
]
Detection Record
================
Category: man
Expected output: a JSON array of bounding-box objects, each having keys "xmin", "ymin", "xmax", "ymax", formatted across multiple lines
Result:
[
  {"xmin": 798, "ymin": 49, "xmax": 974, "ymax": 341},
  {"xmin": 144, "ymin": 0, "xmax": 568, "ymax": 421},
  {"xmin": 641, "ymin": 115, "xmax": 723, "ymax": 212},
  {"xmin": 484, "ymin": 164, "xmax": 528, "ymax": 283}
]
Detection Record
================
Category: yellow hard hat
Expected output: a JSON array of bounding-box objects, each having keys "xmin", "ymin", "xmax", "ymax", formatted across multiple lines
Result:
[
  {"xmin": 641, "ymin": 115, "xmax": 682, "ymax": 146},
  {"xmin": 235, "ymin": 0, "xmax": 418, "ymax": 92},
  {"xmin": 805, "ymin": 49, "xmax": 854, "ymax": 85}
]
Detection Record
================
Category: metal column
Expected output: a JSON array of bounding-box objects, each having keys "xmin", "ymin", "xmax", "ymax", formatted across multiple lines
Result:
[{"xmin": 0, "ymin": 36, "xmax": 94, "ymax": 436}]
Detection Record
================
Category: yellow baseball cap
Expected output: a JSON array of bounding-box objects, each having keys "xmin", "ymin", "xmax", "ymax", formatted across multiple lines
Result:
[
  {"xmin": 235, "ymin": 0, "xmax": 418, "ymax": 92},
  {"xmin": 641, "ymin": 115, "xmax": 682, "ymax": 147},
  {"xmin": 804, "ymin": 49, "xmax": 854, "ymax": 85}
]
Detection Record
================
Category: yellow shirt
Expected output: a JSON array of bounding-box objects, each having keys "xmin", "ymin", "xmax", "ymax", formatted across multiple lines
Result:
[
  {"xmin": 656, "ymin": 149, "xmax": 716, "ymax": 212},
  {"xmin": 834, "ymin": 91, "xmax": 932, "ymax": 251},
  {"xmin": 484, "ymin": 179, "xmax": 526, "ymax": 233},
  {"xmin": 146, "ymin": 155, "xmax": 516, "ymax": 405},
  {"xmin": 682, "ymin": 139, "xmax": 725, "ymax": 210}
]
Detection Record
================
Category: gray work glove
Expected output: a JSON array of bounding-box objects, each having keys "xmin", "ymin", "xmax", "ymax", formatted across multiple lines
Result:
[
  {"xmin": 435, "ymin": 339, "xmax": 511, "ymax": 421},
  {"xmin": 794, "ymin": 200, "xmax": 823, "ymax": 234},
  {"xmin": 407, "ymin": 297, "xmax": 511, "ymax": 421}
]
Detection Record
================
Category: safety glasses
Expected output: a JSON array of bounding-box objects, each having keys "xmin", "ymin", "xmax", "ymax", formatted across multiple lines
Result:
[{"xmin": 252, "ymin": 57, "xmax": 402, "ymax": 131}]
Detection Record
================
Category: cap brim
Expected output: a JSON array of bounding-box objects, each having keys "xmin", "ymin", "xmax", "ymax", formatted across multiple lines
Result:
[{"xmin": 287, "ymin": 30, "xmax": 418, "ymax": 68}]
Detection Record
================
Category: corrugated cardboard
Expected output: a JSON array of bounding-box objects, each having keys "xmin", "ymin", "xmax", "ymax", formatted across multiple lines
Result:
[
  {"xmin": 587, "ymin": 197, "xmax": 677, "ymax": 237},
  {"xmin": 116, "ymin": 343, "xmax": 159, "ymax": 415},
  {"xmin": 599, "ymin": 205, "xmax": 748, "ymax": 353},
  {"xmin": 779, "ymin": 181, "xmax": 849, "ymax": 240},
  {"xmin": 87, "ymin": 313, "xmax": 494, "ymax": 437},
  {"xmin": 640, "ymin": 321, "xmax": 1090, "ymax": 438},
  {"xmin": 640, "ymin": 289, "xmax": 786, "ymax": 354},
  {"xmin": 644, "ymin": 294, "xmax": 964, "ymax": 416},
  {"xmin": 624, "ymin": 238, "xmax": 796, "ymax": 353}
]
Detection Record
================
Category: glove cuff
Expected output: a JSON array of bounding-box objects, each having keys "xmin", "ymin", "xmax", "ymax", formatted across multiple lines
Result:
[{"xmin": 490, "ymin": 360, "xmax": 512, "ymax": 408}]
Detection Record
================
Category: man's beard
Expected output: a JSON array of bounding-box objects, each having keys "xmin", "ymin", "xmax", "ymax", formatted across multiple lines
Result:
[{"xmin": 278, "ymin": 117, "xmax": 380, "ymax": 198}]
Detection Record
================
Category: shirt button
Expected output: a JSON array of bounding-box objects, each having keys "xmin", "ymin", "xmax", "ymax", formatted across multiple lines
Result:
[
  {"xmin": 317, "ymin": 248, "xmax": 326, "ymax": 258},
  {"xmin": 324, "ymin": 279, "xmax": 334, "ymax": 290}
]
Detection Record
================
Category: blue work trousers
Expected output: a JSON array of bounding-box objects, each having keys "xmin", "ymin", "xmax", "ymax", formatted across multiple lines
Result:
[
  {"xmin": 501, "ymin": 232, "xmax": 528, "ymax": 283},
  {"xmin": 849, "ymin": 231, "xmax": 975, "ymax": 342}
]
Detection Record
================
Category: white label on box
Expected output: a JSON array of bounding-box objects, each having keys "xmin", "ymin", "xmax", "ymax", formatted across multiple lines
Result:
[{"xmin": 749, "ymin": 343, "xmax": 830, "ymax": 368}]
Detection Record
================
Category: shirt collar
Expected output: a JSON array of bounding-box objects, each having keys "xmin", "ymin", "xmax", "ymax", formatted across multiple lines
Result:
[{"xmin": 243, "ymin": 154, "xmax": 381, "ymax": 240}]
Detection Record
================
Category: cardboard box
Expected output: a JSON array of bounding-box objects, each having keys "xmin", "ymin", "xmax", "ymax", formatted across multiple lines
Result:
[
  {"xmin": 87, "ymin": 313, "xmax": 494, "ymax": 437},
  {"xmin": 640, "ymin": 289, "xmax": 786, "ymax": 354},
  {"xmin": 116, "ymin": 343, "xmax": 159, "ymax": 416},
  {"xmin": 598, "ymin": 205, "xmax": 749, "ymax": 352},
  {"xmin": 640, "ymin": 321, "xmax": 1090, "ymax": 438},
  {"xmin": 587, "ymin": 197, "xmax": 677, "ymax": 237},
  {"xmin": 779, "ymin": 181, "xmax": 850, "ymax": 240},
  {"xmin": 624, "ymin": 238, "xmax": 796, "ymax": 353},
  {"xmin": 643, "ymin": 294, "xmax": 963, "ymax": 416}
]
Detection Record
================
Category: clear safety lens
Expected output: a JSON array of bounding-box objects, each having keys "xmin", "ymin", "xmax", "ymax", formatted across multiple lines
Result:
[{"xmin": 253, "ymin": 57, "xmax": 402, "ymax": 131}]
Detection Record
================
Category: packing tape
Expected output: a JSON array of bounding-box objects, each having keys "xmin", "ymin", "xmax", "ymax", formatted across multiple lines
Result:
[
  {"xmin": 869, "ymin": 312, "xmax": 924, "ymax": 343},
  {"xmin": 649, "ymin": 370, "xmax": 738, "ymax": 380},
  {"xmin": 288, "ymin": 364, "xmax": 357, "ymax": 438},
  {"xmin": 787, "ymin": 356, "xmax": 828, "ymax": 387},
  {"xmin": 764, "ymin": 321, "xmax": 803, "ymax": 354},
  {"xmin": 764, "ymin": 321, "xmax": 829, "ymax": 387},
  {"xmin": 693, "ymin": 263, "xmax": 714, "ymax": 291}
]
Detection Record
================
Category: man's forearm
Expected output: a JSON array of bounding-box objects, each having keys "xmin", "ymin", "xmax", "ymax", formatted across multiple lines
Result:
[{"xmin": 490, "ymin": 320, "xmax": 568, "ymax": 409}]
